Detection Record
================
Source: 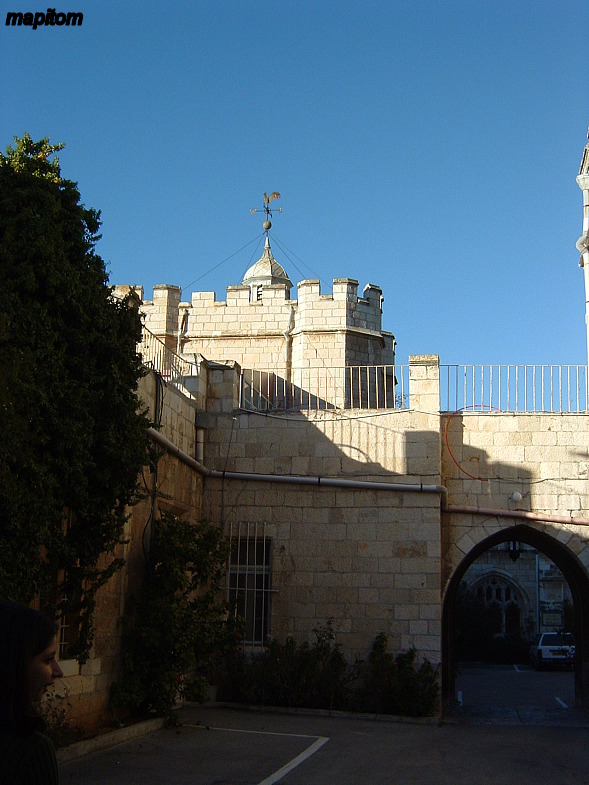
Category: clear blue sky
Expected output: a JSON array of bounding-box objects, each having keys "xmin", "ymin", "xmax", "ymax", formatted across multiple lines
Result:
[{"xmin": 1, "ymin": 1, "xmax": 587, "ymax": 365}]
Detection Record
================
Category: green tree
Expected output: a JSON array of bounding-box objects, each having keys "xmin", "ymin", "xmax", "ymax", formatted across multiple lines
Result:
[
  {"xmin": 112, "ymin": 513, "xmax": 239, "ymax": 717},
  {"xmin": 0, "ymin": 133, "xmax": 150, "ymax": 660}
]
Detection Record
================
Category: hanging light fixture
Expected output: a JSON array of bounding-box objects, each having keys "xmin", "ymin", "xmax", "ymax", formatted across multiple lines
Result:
[{"xmin": 508, "ymin": 539, "xmax": 521, "ymax": 563}]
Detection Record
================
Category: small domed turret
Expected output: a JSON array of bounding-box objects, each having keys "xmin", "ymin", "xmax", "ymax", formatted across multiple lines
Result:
[{"xmin": 241, "ymin": 236, "xmax": 292, "ymax": 297}]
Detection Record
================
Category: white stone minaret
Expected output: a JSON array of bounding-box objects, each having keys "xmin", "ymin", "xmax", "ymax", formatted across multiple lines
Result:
[{"xmin": 576, "ymin": 128, "xmax": 589, "ymax": 368}]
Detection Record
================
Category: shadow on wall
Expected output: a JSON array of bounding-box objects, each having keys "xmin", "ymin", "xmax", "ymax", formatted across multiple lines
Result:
[{"xmin": 439, "ymin": 411, "xmax": 589, "ymax": 707}]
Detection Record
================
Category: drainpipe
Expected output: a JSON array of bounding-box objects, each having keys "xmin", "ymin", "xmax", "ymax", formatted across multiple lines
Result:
[
  {"xmin": 147, "ymin": 427, "xmax": 209, "ymax": 475},
  {"xmin": 146, "ymin": 427, "xmax": 446, "ymax": 497},
  {"xmin": 283, "ymin": 305, "xmax": 295, "ymax": 388},
  {"xmin": 146, "ymin": 427, "xmax": 589, "ymax": 527},
  {"xmin": 446, "ymin": 503, "xmax": 589, "ymax": 527}
]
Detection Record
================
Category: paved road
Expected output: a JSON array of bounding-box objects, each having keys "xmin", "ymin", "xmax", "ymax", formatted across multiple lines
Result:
[
  {"xmin": 61, "ymin": 703, "xmax": 589, "ymax": 785},
  {"xmin": 455, "ymin": 663, "xmax": 575, "ymax": 709}
]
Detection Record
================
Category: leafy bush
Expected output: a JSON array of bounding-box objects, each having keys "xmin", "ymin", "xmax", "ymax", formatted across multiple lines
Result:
[
  {"xmin": 231, "ymin": 622, "xmax": 355, "ymax": 711},
  {"xmin": 43, "ymin": 689, "xmax": 83, "ymax": 748},
  {"xmin": 356, "ymin": 634, "xmax": 439, "ymax": 716},
  {"xmin": 111, "ymin": 513, "xmax": 240, "ymax": 718},
  {"xmin": 229, "ymin": 625, "xmax": 439, "ymax": 717}
]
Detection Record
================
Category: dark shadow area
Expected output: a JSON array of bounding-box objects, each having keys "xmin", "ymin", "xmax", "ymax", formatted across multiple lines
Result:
[
  {"xmin": 241, "ymin": 367, "xmax": 400, "ymax": 411},
  {"xmin": 442, "ymin": 525, "xmax": 589, "ymax": 709}
]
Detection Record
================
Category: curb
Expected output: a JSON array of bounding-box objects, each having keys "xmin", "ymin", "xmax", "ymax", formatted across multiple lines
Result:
[
  {"xmin": 183, "ymin": 701, "xmax": 443, "ymax": 726},
  {"xmin": 57, "ymin": 701, "xmax": 444, "ymax": 764},
  {"xmin": 56, "ymin": 717, "xmax": 166, "ymax": 764}
]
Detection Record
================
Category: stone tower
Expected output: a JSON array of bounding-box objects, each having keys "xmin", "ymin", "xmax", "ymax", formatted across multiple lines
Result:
[{"xmin": 114, "ymin": 216, "xmax": 396, "ymax": 408}]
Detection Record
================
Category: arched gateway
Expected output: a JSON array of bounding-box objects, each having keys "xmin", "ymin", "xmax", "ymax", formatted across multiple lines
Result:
[{"xmin": 442, "ymin": 523, "xmax": 589, "ymax": 707}]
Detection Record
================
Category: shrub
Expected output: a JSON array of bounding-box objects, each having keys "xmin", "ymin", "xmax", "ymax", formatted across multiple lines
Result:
[
  {"xmin": 43, "ymin": 689, "xmax": 83, "ymax": 748},
  {"xmin": 229, "ymin": 626, "xmax": 439, "ymax": 717},
  {"xmin": 354, "ymin": 633, "xmax": 439, "ymax": 716},
  {"xmin": 111, "ymin": 513, "xmax": 240, "ymax": 718},
  {"xmin": 231, "ymin": 622, "xmax": 355, "ymax": 710}
]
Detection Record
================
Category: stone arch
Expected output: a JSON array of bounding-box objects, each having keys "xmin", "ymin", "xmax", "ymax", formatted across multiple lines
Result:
[{"xmin": 442, "ymin": 523, "xmax": 589, "ymax": 707}]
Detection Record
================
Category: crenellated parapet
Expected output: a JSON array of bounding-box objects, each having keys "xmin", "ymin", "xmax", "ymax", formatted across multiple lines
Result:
[{"xmin": 117, "ymin": 272, "xmax": 395, "ymax": 373}]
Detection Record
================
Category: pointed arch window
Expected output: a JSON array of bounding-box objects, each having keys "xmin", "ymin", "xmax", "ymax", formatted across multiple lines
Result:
[{"xmin": 475, "ymin": 576, "xmax": 522, "ymax": 637}]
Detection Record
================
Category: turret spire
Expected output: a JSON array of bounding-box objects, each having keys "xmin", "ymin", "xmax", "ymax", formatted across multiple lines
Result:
[{"xmin": 243, "ymin": 192, "xmax": 291, "ymax": 297}]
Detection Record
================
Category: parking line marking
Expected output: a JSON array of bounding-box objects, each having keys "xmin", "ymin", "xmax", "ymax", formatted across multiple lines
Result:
[
  {"xmin": 555, "ymin": 697, "xmax": 568, "ymax": 708},
  {"xmin": 186, "ymin": 723, "xmax": 323, "ymax": 740},
  {"xmin": 186, "ymin": 724, "xmax": 329, "ymax": 785},
  {"xmin": 257, "ymin": 736, "xmax": 329, "ymax": 785},
  {"xmin": 513, "ymin": 664, "xmax": 520, "ymax": 672}
]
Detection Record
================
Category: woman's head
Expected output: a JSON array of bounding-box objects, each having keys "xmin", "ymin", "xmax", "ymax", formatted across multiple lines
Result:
[{"xmin": 0, "ymin": 602, "xmax": 63, "ymax": 732}]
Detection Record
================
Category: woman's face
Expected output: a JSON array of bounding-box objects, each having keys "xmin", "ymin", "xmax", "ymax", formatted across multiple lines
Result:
[{"xmin": 29, "ymin": 636, "xmax": 64, "ymax": 702}]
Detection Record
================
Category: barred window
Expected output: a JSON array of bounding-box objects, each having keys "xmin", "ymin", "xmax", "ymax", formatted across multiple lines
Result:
[{"xmin": 227, "ymin": 523, "xmax": 271, "ymax": 648}]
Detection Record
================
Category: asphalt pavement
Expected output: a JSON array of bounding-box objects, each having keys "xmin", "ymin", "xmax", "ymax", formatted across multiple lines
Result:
[{"xmin": 60, "ymin": 702, "xmax": 589, "ymax": 785}]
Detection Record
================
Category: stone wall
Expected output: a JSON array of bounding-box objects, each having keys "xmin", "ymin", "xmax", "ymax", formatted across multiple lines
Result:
[
  {"xmin": 129, "ymin": 278, "xmax": 394, "ymax": 377},
  {"xmin": 58, "ymin": 371, "xmax": 203, "ymax": 732},
  {"xmin": 441, "ymin": 410, "xmax": 589, "ymax": 592},
  {"xmin": 199, "ymin": 356, "xmax": 589, "ymax": 669},
  {"xmin": 57, "ymin": 353, "xmax": 589, "ymax": 728},
  {"xmin": 199, "ymin": 360, "xmax": 444, "ymax": 664}
]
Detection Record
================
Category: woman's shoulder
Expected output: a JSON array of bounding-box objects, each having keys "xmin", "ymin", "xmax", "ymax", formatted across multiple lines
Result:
[{"xmin": 0, "ymin": 730, "xmax": 58, "ymax": 784}]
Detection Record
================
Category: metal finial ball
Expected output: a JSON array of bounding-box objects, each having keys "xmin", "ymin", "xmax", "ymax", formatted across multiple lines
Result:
[{"xmin": 263, "ymin": 219, "xmax": 272, "ymax": 231}]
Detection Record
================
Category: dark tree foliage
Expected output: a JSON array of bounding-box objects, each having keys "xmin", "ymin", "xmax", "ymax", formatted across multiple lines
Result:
[
  {"xmin": 0, "ymin": 133, "xmax": 150, "ymax": 660},
  {"xmin": 112, "ymin": 513, "xmax": 240, "ymax": 717}
]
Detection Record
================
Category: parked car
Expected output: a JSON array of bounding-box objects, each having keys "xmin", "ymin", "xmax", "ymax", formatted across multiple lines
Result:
[{"xmin": 529, "ymin": 632, "xmax": 575, "ymax": 669}]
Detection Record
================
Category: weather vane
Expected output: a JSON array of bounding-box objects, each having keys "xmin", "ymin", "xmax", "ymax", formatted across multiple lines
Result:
[{"xmin": 250, "ymin": 192, "xmax": 281, "ymax": 234}]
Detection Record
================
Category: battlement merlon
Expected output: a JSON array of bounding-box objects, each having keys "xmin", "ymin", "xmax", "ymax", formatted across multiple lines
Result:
[
  {"xmin": 117, "ymin": 276, "xmax": 392, "ymax": 358},
  {"xmin": 112, "ymin": 284, "xmax": 144, "ymax": 302}
]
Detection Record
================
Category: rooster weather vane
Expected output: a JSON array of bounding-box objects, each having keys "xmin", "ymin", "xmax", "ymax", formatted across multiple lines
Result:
[{"xmin": 250, "ymin": 191, "xmax": 282, "ymax": 234}]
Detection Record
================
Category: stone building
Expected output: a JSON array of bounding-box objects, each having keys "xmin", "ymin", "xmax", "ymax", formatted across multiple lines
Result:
[
  {"xmin": 57, "ymin": 134, "xmax": 589, "ymax": 731},
  {"xmin": 462, "ymin": 545, "xmax": 572, "ymax": 640},
  {"xmin": 117, "ymin": 230, "xmax": 395, "ymax": 412}
]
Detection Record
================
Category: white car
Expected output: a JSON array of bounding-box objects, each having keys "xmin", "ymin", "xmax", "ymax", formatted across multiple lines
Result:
[{"xmin": 529, "ymin": 632, "xmax": 575, "ymax": 669}]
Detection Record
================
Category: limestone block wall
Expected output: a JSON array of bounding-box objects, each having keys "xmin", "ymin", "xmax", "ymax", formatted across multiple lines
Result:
[
  {"xmin": 129, "ymin": 277, "xmax": 394, "ymax": 378},
  {"xmin": 141, "ymin": 285, "xmax": 182, "ymax": 352},
  {"xmin": 59, "ymin": 372, "xmax": 203, "ymax": 733},
  {"xmin": 200, "ymin": 391, "xmax": 443, "ymax": 664},
  {"xmin": 442, "ymin": 410, "xmax": 589, "ymax": 592},
  {"xmin": 181, "ymin": 283, "xmax": 296, "ymax": 372}
]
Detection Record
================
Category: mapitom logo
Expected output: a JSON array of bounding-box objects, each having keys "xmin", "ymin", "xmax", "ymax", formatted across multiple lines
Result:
[{"xmin": 6, "ymin": 8, "xmax": 83, "ymax": 28}]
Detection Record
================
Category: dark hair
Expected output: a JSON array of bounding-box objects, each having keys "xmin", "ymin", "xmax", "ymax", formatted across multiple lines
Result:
[{"xmin": 0, "ymin": 602, "xmax": 58, "ymax": 733}]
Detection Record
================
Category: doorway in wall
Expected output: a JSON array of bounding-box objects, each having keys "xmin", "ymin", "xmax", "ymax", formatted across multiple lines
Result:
[{"xmin": 442, "ymin": 524, "xmax": 589, "ymax": 711}]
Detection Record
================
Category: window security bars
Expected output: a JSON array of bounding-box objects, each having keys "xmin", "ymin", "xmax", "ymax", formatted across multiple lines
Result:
[
  {"xmin": 441, "ymin": 364, "xmax": 589, "ymax": 413},
  {"xmin": 240, "ymin": 365, "xmax": 409, "ymax": 412},
  {"xmin": 227, "ymin": 523, "xmax": 272, "ymax": 649}
]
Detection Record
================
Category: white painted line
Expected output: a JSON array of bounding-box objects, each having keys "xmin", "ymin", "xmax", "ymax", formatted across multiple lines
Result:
[
  {"xmin": 187, "ymin": 723, "xmax": 321, "ymax": 740},
  {"xmin": 186, "ymin": 724, "xmax": 329, "ymax": 785},
  {"xmin": 555, "ymin": 697, "xmax": 568, "ymax": 708},
  {"xmin": 257, "ymin": 736, "xmax": 329, "ymax": 785},
  {"xmin": 513, "ymin": 664, "xmax": 520, "ymax": 672}
]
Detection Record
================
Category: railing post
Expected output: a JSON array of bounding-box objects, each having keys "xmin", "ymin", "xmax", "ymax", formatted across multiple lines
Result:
[{"xmin": 409, "ymin": 355, "xmax": 440, "ymax": 412}]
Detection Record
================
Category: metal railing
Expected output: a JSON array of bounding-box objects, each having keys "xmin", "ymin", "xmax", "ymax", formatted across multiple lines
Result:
[
  {"xmin": 240, "ymin": 365, "xmax": 410, "ymax": 412},
  {"xmin": 137, "ymin": 338, "xmax": 589, "ymax": 414},
  {"xmin": 138, "ymin": 327, "xmax": 199, "ymax": 398},
  {"xmin": 441, "ymin": 364, "xmax": 589, "ymax": 413}
]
